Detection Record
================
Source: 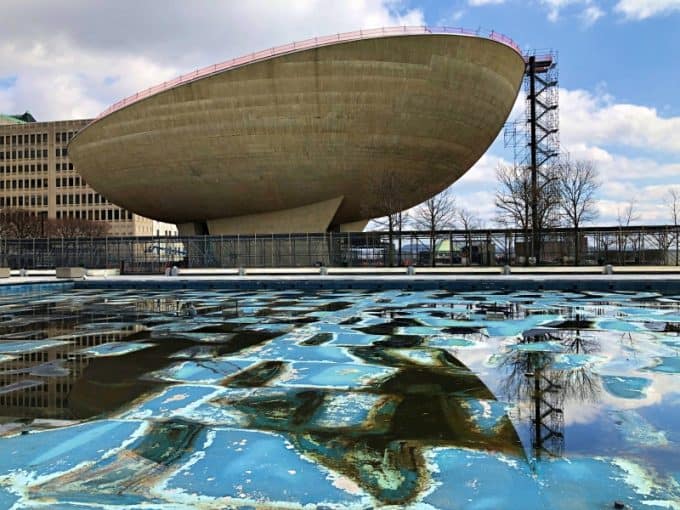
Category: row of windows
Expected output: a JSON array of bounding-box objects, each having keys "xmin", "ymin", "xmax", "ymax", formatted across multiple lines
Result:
[
  {"xmin": 56, "ymin": 193, "xmax": 110, "ymax": 206},
  {"xmin": 0, "ymin": 164, "xmax": 49, "ymax": 174},
  {"xmin": 0, "ymin": 195, "xmax": 48, "ymax": 207},
  {"xmin": 0, "ymin": 179, "xmax": 49, "ymax": 190},
  {"xmin": 56, "ymin": 162, "xmax": 74, "ymax": 171},
  {"xmin": 55, "ymin": 131, "xmax": 76, "ymax": 143},
  {"xmin": 56, "ymin": 209, "xmax": 133, "ymax": 221},
  {"xmin": 25, "ymin": 352, "xmax": 49, "ymax": 362},
  {"xmin": 56, "ymin": 176, "xmax": 85, "ymax": 188},
  {"xmin": 55, "ymin": 148, "xmax": 68, "ymax": 158},
  {"xmin": 0, "ymin": 149, "xmax": 49, "ymax": 161},
  {"xmin": 0, "ymin": 133, "xmax": 49, "ymax": 145},
  {"xmin": 0, "ymin": 396, "xmax": 68, "ymax": 409}
]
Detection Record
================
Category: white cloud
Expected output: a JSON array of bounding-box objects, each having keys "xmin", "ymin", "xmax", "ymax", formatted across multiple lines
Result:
[
  {"xmin": 615, "ymin": 0, "xmax": 680, "ymax": 19},
  {"xmin": 468, "ymin": 0, "xmax": 506, "ymax": 5},
  {"xmin": 554, "ymin": 88, "xmax": 680, "ymax": 224},
  {"xmin": 539, "ymin": 0, "xmax": 605, "ymax": 24},
  {"xmin": 0, "ymin": 0, "xmax": 424, "ymax": 120},
  {"xmin": 457, "ymin": 86, "xmax": 680, "ymax": 226},
  {"xmin": 560, "ymin": 88, "xmax": 680, "ymax": 155},
  {"xmin": 540, "ymin": 0, "xmax": 586, "ymax": 21},
  {"xmin": 581, "ymin": 4, "xmax": 605, "ymax": 24}
]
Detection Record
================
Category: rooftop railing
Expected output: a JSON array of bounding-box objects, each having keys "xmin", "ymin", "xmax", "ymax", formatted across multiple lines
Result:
[{"xmin": 92, "ymin": 25, "xmax": 522, "ymax": 123}]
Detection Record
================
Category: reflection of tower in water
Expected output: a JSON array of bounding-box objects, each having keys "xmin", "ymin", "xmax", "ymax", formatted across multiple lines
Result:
[
  {"xmin": 502, "ymin": 315, "xmax": 602, "ymax": 461},
  {"xmin": 523, "ymin": 329, "xmax": 565, "ymax": 459}
]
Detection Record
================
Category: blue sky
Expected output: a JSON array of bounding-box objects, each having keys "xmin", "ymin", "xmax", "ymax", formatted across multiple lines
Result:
[{"xmin": 0, "ymin": 0, "xmax": 678, "ymax": 226}]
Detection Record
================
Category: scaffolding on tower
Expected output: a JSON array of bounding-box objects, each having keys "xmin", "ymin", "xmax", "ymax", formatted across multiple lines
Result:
[{"xmin": 504, "ymin": 50, "xmax": 560, "ymax": 263}]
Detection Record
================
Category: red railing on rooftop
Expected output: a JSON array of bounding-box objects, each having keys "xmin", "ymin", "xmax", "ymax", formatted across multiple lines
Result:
[{"xmin": 93, "ymin": 25, "xmax": 523, "ymax": 124}]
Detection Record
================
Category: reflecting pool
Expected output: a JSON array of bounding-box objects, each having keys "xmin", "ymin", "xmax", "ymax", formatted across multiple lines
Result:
[{"xmin": 0, "ymin": 287, "xmax": 678, "ymax": 508}]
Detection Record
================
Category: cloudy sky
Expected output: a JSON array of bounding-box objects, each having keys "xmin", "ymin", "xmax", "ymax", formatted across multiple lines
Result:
[{"xmin": 0, "ymin": 0, "xmax": 678, "ymax": 226}]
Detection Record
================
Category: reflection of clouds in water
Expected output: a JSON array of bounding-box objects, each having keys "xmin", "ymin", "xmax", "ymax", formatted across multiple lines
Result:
[
  {"xmin": 561, "ymin": 400, "xmax": 603, "ymax": 426},
  {"xmin": 0, "ymin": 287, "xmax": 679, "ymax": 507}
]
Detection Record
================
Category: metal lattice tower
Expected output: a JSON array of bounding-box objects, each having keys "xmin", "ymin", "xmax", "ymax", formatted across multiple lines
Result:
[
  {"xmin": 504, "ymin": 50, "xmax": 560, "ymax": 262},
  {"xmin": 523, "ymin": 329, "xmax": 565, "ymax": 459}
]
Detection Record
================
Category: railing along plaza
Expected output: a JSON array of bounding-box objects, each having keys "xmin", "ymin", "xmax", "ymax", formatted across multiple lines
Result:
[{"xmin": 2, "ymin": 226, "xmax": 680, "ymax": 271}]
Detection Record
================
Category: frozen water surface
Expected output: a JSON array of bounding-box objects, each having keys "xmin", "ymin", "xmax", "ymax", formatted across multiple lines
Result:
[{"xmin": 0, "ymin": 286, "xmax": 677, "ymax": 508}]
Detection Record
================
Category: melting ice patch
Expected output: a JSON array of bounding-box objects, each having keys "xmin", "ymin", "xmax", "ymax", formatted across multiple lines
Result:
[
  {"xmin": 274, "ymin": 362, "xmax": 396, "ymax": 389},
  {"xmin": 147, "ymin": 359, "xmax": 254, "ymax": 383},
  {"xmin": 0, "ymin": 340, "xmax": 70, "ymax": 354},
  {"xmin": 610, "ymin": 410, "xmax": 669, "ymax": 448},
  {"xmin": 644, "ymin": 356, "xmax": 680, "ymax": 374},
  {"xmin": 77, "ymin": 341, "xmax": 154, "ymax": 357},
  {"xmin": 601, "ymin": 375, "xmax": 652, "ymax": 399},
  {"xmin": 162, "ymin": 428, "xmax": 366, "ymax": 507}
]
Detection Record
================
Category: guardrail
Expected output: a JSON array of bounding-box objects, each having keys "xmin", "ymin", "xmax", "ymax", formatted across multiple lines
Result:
[
  {"xmin": 1, "ymin": 226, "xmax": 679, "ymax": 272},
  {"xmin": 90, "ymin": 25, "xmax": 522, "ymax": 123}
]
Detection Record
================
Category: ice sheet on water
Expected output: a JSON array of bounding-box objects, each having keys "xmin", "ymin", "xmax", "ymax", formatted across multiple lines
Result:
[
  {"xmin": 396, "ymin": 326, "xmax": 443, "ymax": 336},
  {"xmin": 0, "ymin": 419, "xmax": 142, "ymax": 478},
  {"xmin": 147, "ymin": 359, "xmax": 254, "ymax": 383},
  {"xmin": 246, "ymin": 339, "xmax": 355, "ymax": 363},
  {"xmin": 149, "ymin": 319, "xmax": 222, "ymax": 332},
  {"xmin": 274, "ymin": 362, "xmax": 396, "ymax": 389},
  {"xmin": 118, "ymin": 384, "xmax": 226, "ymax": 420},
  {"xmin": 163, "ymin": 428, "xmax": 366, "ymax": 506},
  {"xmin": 485, "ymin": 315, "xmax": 562, "ymax": 337},
  {"xmin": 78, "ymin": 341, "xmax": 154, "ymax": 357},
  {"xmin": 427, "ymin": 336, "xmax": 476, "ymax": 348},
  {"xmin": 169, "ymin": 345, "xmax": 222, "ymax": 359},
  {"xmin": 424, "ymin": 447, "xmax": 679, "ymax": 510},
  {"xmin": 610, "ymin": 409, "xmax": 669, "ymax": 448},
  {"xmin": 460, "ymin": 398, "xmax": 511, "ymax": 434},
  {"xmin": 551, "ymin": 353, "xmax": 605, "ymax": 371},
  {"xmin": 643, "ymin": 356, "xmax": 680, "ymax": 374},
  {"xmin": 0, "ymin": 339, "xmax": 70, "ymax": 354},
  {"xmin": 597, "ymin": 319, "xmax": 642, "ymax": 332},
  {"xmin": 509, "ymin": 341, "xmax": 564, "ymax": 353},
  {"xmin": 308, "ymin": 392, "xmax": 396, "ymax": 431},
  {"xmin": 150, "ymin": 331, "xmax": 236, "ymax": 343},
  {"xmin": 0, "ymin": 379, "xmax": 44, "ymax": 395},
  {"xmin": 601, "ymin": 375, "xmax": 652, "ymax": 399},
  {"xmin": 76, "ymin": 321, "xmax": 144, "ymax": 332},
  {"xmin": 327, "ymin": 331, "xmax": 385, "ymax": 347}
]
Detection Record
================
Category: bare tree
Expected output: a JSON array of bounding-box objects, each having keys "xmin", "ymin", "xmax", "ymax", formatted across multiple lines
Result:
[
  {"xmin": 0, "ymin": 209, "xmax": 43, "ymax": 239},
  {"xmin": 363, "ymin": 170, "xmax": 412, "ymax": 266},
  {"xmin": 495, "ymin": 163, "xmax": 561, "ymax": 263},
  {"xmin": 616, "ymin": 198, "xmax": 640, "ymax": 265},
  {"xmin": 47, "ymin": 218, "xmax": 110, "ymax": 238},
  {"xmin": 457, "ymin": 207, "xmax": 482, "ymax": 266},
  {"xmin": 555, "ymin": 158, "xmax": 600, "ymax": 265},
  {"xmin": 413, "ymin": 188, "xmax": 456, "ymax": 266},
  {"xmin": 667, "ymin": 188, "xmax": 680, "ymax": 265}
]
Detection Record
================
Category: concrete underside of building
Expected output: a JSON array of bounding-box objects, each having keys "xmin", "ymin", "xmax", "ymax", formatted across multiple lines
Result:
[{"xmin": 69, "ymin": 33, "xmax": 524, "ymax": 235}]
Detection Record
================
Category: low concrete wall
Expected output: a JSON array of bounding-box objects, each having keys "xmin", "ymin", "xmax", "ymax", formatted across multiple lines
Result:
[
  {"xmin": 85, "ymin": 268, "xmax": 120, "ymax": 277},
  {"xmin": 56, "ymin": 267, "xmax": 86, "ymax": 279}
]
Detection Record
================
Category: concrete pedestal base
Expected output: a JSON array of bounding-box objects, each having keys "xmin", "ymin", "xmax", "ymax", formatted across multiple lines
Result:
[{"xmin": 56, "ymin": 267, "xmax": 86, "ymax": 279}]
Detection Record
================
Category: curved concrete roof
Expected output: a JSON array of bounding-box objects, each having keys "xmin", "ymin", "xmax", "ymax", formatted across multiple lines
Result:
[{"xmin": 69, "ymin": 27, "xmax": 525, "ymax": 235}]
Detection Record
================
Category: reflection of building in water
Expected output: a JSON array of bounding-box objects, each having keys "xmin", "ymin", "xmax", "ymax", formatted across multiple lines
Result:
[
  {"xmin": 0, "ymin": 329, "xmax": 131, "ymax": 419},
  {"xmin": 213, "ymin": 347, "xmax": 524, "ymax": 506}
]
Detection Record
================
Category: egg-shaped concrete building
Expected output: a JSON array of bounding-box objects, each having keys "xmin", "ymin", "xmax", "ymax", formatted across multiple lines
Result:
[{"xmin": 69, "ymin": 27, "xmax": 525, "ymax": 235}]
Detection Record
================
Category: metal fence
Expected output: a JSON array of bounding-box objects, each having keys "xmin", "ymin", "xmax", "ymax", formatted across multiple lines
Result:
[{"xmin": 1, "ymin": 225, "xmax": 679, "ymax": 272}]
